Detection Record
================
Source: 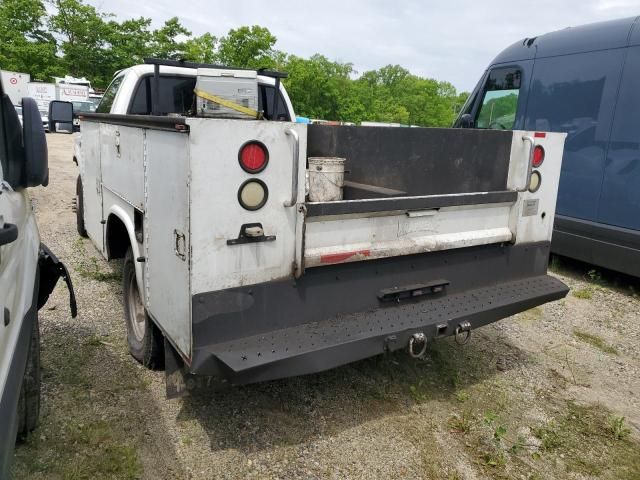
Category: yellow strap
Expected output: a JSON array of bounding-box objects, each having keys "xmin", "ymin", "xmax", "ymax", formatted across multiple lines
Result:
[{"xmin": 194, "ymin": 88, "xmax": 260, "ymax": 119}]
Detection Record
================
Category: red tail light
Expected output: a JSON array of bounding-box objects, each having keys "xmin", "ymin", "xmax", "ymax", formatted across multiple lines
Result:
[
  {"xmin": 239, "ymin": 141, "xmax": 268, "ymax": 173},
  {"xmin": 532, "ymin": 145, "xmax": 545, "ymax": 168}
]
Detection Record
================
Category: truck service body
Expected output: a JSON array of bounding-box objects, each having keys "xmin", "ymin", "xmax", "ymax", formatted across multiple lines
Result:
[{"xmin": 69, "ymin": 59, "xmax": 568, "ymax": 391}]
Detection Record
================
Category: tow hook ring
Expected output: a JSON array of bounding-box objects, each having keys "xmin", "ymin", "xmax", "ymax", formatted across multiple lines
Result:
[
  {"xmin": 454, "ymin": 321, "xmax": 472, "ymax": 345},
  {"xmin": 408, "ymin": 332, "xmax": 427, "ymax": 358}
]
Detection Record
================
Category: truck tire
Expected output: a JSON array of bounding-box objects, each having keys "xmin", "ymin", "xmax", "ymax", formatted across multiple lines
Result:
[
  {"xmin": 16, "ymin": 314, "xmax": 41, "ymax": 440},
  {"xmin": 76, "ymin": 175, "xmax": 88, "ymax": 238},
  {"xmin": 123, "ymin": 248, "xmax": 164, "ymax": 369}
]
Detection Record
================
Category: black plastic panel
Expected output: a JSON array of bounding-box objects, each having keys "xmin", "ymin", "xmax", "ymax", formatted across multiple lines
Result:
[
  {"xmin": 204, "ymin": 275, "xmax": 567, "ymax": 384},
  {"xmin": 191, "ymin": 242, "xmax": 565, "ymax": 382},
  {"xmin": 307, "ymin": 125, "xmax": 513, "ymax": 198}
]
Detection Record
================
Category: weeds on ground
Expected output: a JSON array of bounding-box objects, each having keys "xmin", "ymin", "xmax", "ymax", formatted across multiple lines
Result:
[
  {"xmin": 72, "ymin": 238, "xmax": 121, "ymax": 282},
  {"xmin": 573, "ymin": 329, "xmax": 618, "ymax": 355},
  {"xmin": 572, "ymin": 287, "xmax": 593, "ymax": 300},
  {"xmin": 448, "ymin": 410, "xmax": 473, "ymax": 434},
  {"xmin": 609, "ymin": 416, "xmax": 631, "ymax": 440}
]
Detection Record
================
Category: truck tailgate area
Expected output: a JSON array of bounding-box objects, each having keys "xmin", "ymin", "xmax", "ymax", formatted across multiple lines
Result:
[{"xmin": 190, "ymin": 241, "xmax": 569, "ymax": 384}]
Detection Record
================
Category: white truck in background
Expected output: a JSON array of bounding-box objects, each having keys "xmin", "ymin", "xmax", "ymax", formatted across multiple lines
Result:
[{"xmin": 53, "ymin": 58, "xmax": 569, "ymax": 396}]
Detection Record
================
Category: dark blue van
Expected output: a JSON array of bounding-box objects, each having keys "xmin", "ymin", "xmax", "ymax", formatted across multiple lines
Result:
[{"xmin": 455, "ymin": 16, "xmax": 640, "ymax": 277}]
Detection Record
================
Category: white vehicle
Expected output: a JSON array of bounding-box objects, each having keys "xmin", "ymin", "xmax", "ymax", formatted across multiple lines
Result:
[
  {"xmin": 1, "ymin": 71, "xmax": 30, "ymax": 106},
  {"xmin": 54, "ymin": 58, "xmax": 568, "ymax": 396},
  {"xmin": 0, "ymin": 83, "xmax": 76, "ymax": 477}
]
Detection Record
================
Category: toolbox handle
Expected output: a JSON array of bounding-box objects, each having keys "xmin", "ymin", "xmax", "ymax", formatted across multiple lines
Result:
[{"xmin": 283, "ymin": 128, "xmax": 300, "ymax": 207}]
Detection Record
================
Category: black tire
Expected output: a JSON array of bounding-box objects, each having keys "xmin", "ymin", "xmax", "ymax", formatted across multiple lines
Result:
[
  {"xmin": 123, "ymin": 248, "xmax": 164, "ymax": 369},
  {"xmin": 76, "ymin": 175, "xmax": 88, "ymax": 238},
  {"xmin": 16, "ymin": 314, "xmax": 41, "ymax": 441}
]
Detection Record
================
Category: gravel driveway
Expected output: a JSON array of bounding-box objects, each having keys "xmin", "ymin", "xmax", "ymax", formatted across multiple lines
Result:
[{"xmin": 11, "ymin": 133, "xmax": 640, "ymax": 479}]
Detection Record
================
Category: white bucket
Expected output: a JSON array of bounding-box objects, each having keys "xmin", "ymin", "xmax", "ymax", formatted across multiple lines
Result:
[{"xmin": 308, "ymin": 157, "xmax": 346, "ymax": 202}]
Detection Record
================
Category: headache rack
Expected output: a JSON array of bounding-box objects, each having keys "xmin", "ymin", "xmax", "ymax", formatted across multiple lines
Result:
[{"xmin": 143, "ymin": 58, "xmax": 288, "ymax": 118}]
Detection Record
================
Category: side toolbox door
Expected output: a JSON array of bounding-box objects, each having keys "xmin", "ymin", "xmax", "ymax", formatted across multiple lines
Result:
[
  {"xmin": 143, "ymin": 129, "xmax": 191, "ymax": 358},
  {"xmin": 81, "ymin": 121, "xmax": 105, "ymax": 250}
]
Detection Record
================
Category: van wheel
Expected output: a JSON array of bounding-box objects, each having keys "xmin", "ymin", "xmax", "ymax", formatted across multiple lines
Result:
[
  {"xmin": 17, "ymin": 314, "xmax": 41, "ymax": 440},
  {"xmin": 123, "ymin": 248, "xmax": 164, "ymax": 369},
  {"xmin": 76, "ymin": 175, "xmax": 88, "ymax": 238}
]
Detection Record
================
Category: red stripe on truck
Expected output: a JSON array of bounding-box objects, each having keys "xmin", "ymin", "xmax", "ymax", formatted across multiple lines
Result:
[
  {"xmin": 320, "ymin": 250, "xmax": 371, "ymax": 264},
  {"xmin": 534, "ymin": 132, "xmax": 546, "ymax": 138}
]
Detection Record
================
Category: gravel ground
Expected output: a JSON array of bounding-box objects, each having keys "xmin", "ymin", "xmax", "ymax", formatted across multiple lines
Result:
[{"xmin": 10, "ymin": 133, "xmax": 640, "ymax": 479}]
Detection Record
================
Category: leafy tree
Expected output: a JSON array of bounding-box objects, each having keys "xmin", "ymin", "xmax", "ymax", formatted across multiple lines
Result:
[
  {"xmin": 183, "ymin": 33, "xmax": 218, "ymax": 64},
  {"xmin": 0, "ymin": 0, "xmax": 61, "ymax": 80},
  {"xmin": 149, "ymin": 17, "xmax": 190, "ymax": 60},
  {"xmin": 49, "ymin": 0, "xmax": 114, "ymax": 85},
  {"xmin": 1, "ymin": 0, "xmax": 468, "ymax": 125},
  {"xmin": 217, "ymin": 26, "xmax": 278, "ymax": 69}
]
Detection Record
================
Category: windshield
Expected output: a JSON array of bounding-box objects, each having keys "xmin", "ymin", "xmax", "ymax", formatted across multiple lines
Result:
[{"xmin": 73, "ymin": 101, "xmax": 95, "ymax": 113}]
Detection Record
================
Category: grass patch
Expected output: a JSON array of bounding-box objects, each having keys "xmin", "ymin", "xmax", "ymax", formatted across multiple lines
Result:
[
  {"xmin": 573, "ymin": 330, "xmax": 618, "ymax": 355},
  {"xmin": 572, "ymin": 287, "xmax": 593, "ymax": 300},
  {"xmin": 14, "ymin": 420, "xmax": 142, "ymax": 480},
  {"xmin": 72, "ymin": 238, "xmax": 121, "ymax": 282},
  {"xmin": 532, "ymin": 402, "xmax": 640, "ymax": 478}
]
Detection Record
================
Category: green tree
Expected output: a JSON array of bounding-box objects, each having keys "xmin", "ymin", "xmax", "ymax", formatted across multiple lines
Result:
[
  {"xmin": 183, "ymin": 33, "xmax": 218, "ymax": 63},
  {"xmin": 149, "ymin": 17, "xmax": 191, "ymax": 60},
  {"xmin": 49, "ymin": 0, "xmax": 114, "ymax": 86},
  {"xmin": 217, "ymin": 25, "xmax": 278, "ymax": 69},
  {"xmin": 0, "ymin": 0, "xmax": 61, "ymax": 80}
]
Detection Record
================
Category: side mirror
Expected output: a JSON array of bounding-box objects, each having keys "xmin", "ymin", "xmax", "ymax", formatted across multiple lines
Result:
[
  {"xmin": 459, "ymin": 114, "xmax": 474, "ymax": 128},
  {"xmin": 21, "ymin": 97, "xmax": 48, "ymax": 187},
  {"xmin": 48, "ymin": 101, "xmax": 73, "ymax": 133}
]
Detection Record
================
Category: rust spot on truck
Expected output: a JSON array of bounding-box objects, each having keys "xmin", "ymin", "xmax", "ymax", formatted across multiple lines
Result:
[{"xmin": 320, "ymin": 249, "xmax": 371, "ymax": 264}]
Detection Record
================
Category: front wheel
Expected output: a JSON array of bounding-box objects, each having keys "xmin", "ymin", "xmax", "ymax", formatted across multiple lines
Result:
[{"xmin": 123, "ymin": 248, "xmax": 164, "ymax": 369}]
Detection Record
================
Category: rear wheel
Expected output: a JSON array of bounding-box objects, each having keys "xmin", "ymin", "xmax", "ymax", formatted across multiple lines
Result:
[
  {"xmin": 76, "ymin": 175, "xmax": 88, "ymax": 238},
  {"xmin": 16, "ymin": 315, "xmax": 41, "ymax": 440},
  {"xmin": 123, "ymin": 248, "xmax": 164, "ymax": 369}
]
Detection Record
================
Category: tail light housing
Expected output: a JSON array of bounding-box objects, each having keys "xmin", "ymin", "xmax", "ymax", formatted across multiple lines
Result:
[
  {"xmin": 528, "ymin": 170, "xmax": 542, "ymax": 193},
  {"xmin": 238, "ymin": 179, "xmax": 268, "ymax": 210},
  {"xmin": 532, "ymin": 145, "xmax": 545, "ymax": 168},
  {"xmin": 238, "ymin": 141, "xmax": 268, "ymax": 173}
]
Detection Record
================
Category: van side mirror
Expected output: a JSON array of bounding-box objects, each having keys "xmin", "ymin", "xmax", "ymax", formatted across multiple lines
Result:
[
  {"xmin": 459, "ymin": 114, "xmax": 474, "ymax": 128},
  {"xmin": 48, "ymin": 100, "xmax": 73, "ymax": 133},
  {"xmin": 21, "ymin": 97, "xmax": 48, "ymax": 187}
]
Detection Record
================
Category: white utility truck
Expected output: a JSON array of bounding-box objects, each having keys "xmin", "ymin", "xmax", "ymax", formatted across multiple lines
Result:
[{"xmin": 52, "ymin": 58, "xmax": 568, "ymax": 395}]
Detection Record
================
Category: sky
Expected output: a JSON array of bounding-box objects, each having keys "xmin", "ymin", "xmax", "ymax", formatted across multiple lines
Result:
[{"xmin": 87, "ymin": 0, "xmax": 640, "ymax": 92}]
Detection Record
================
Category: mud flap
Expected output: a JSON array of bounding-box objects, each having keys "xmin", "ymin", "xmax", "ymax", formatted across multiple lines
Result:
[
  {"xmin": 164, "ymin": 339, "xmax": 191, "ymax": 399},
  {"xmin": 38, "ymin": 244, "xmax": 77, "ymax": 318},
  {"xmin": 165, "ymin": 340, "xmax": 229, "ymax": 399}
]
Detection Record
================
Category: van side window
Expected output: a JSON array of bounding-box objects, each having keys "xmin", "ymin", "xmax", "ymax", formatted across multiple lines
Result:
[
  {"xmin": 475, "ymin": 68, "xmax": 521, "ymax": 129},
  {"xmin": 96, "ymin": 75, "xmax": 124, "ymax": 113},
  {"xmin": 129, "ymin": 75, "xmax": 196, "ymax": 115}
]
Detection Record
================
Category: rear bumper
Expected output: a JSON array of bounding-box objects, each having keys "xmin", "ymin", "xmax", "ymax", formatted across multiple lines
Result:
[{"xmin": 190, "ymin": 242, "xmax": 568, "ymax": 384}]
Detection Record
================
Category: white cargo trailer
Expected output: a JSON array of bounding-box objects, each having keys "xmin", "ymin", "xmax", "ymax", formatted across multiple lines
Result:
[
  {"xmin": 1, "ymin": 70, "xmax": 30, "ymax": 105},
  {"xmin": 56, "ymin": 84, "xmax": 89, "ymax": 102},
  {"xmin": 27, "ymin": 82, "xmax": 56, "ymax": 112},
  {"xmin": 54, "ymin": 59, "xmax": 569, "ymax": 395}
]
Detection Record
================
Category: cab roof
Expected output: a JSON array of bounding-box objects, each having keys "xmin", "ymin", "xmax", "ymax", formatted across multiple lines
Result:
[{"xmin": 491, "ymin": 16, "xmax": 640, "ymax": 65}]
